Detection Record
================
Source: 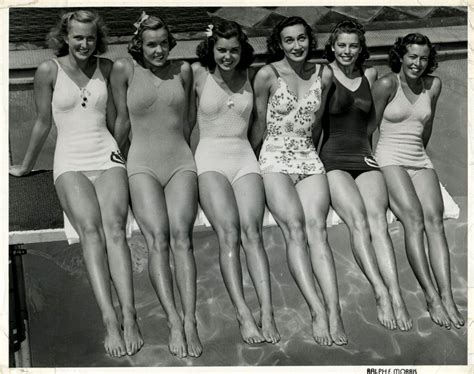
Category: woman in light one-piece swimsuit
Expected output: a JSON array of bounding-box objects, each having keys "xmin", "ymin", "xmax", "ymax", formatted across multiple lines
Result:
[
  {"xmin": 251, "ymin": 16, "xmax": 347, "ymax": 346},
  {"xmin": 320, "ymin": 20, "xmax": 412, "ymax": 332},
  {"xmin": 9, "ymin": 10, "xmax": 143, "ymax": 357},
  {"xmin": 191, "ymin": 19, "xmax": 280, "ymax": 345},
  {"xmin": 111, "ymin": 13, "xmax": 202, "ymax": 359},
  {"xmin": 372, "ymin": 33, "xmax": 464, "ymax": 329}
]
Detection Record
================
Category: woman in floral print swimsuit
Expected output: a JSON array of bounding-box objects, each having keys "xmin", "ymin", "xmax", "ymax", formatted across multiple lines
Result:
[{"xmin": 251, "ymin": 16, "xmax": 347, "ymax": 346}]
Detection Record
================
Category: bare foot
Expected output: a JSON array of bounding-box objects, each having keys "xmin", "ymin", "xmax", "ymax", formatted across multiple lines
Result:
[
  {"xmin": 168, "ymin": 322, "xmax": 187, "ymax": 358},
  {"xmin": 390, "ymin": 293, "xmax": 412, "ymax": 332},
  {"xmin": 311, "ymin": 312, "xmax": 332, "ymax": 346},
  {"xmin": 123, "ymin": 317, "xmax": 144, "ymax": 355},
  {"xmin": 441, "ymin": 295, "xmax": 464, "ymax": 329},
  {"xmin": 184, "ymin": 319, "xmax": 203, "ymax": 358},
  {"xmin": 104, "ymin": 320, "xmax": 127, "ymax": 357},
  {"xmin": 427, "ymin": 296, "xmax": 451, "ymax": 329},
  {"xmin": 260, "ymin": 311, "xmax": 280, "ymax": 344},
  {"xmin": 237, "ymin": 312, "xmax": 264, "ymax": 344},
  {"xmin": 375, "ymin": 292, "xmax": 397, "ymax": 330},
  {"xmin": 328, "ymin": 310, "xmax": 347, "ymax": 346}
]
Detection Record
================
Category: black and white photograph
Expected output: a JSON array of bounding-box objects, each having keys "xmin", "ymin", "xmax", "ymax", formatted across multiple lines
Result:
[{"xmin": 6, "ymin": 3, "xmax": 469, "ymax": 370}]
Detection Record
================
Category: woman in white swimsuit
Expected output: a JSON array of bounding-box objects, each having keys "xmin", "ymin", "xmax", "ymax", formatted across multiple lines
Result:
[
  {"xmin": 373, "ymin": 33, "xmax": 464, "ymax": 329},
  {"xmin": 9, "ymin": 10, "xmax": 143, "ymax": 356}
]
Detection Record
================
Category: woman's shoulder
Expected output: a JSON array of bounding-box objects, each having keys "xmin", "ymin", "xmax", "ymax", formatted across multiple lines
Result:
[
  {"xmin": 254, "ymin": 64, "xmax": 278, "ymax": 82},
  {"xmin": 363, "ymin": 66, "xmax": 378, "ymax": 81},
  {"xmin": 98, "ymin": 57, "xmax": 114, "ymax": 78},
  {"xmin": 35, "ymin": 59, "xmax": 58, "ymax": 83},
  {"xmin": 423, "ymin": 75, "xmax": 441, "ymax": 91},
  {"xmin": 374, "ymin": 72, "xmax": 398, "ymax": 90}
]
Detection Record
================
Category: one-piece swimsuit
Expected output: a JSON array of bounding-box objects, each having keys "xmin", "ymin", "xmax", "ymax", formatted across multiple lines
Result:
[
  {"xmin": 52, "ymin": 58, "xmax": 125, "ymax": 183},
  {"xmin": 320, "ymin": 70, "xmax": 378, "ymax": 178},
  {"xmin": 375, "ymin": 74, "xmax": 433, "ymax": 174},
  {"xmin": 259, "ymin": 63, "xmax": 326, "ymax": 184},
  {"xmin": 195, "ymin": 70, "xmax": 260, "ymax": 184},
  {"xmin": 127, "ymin": 60, "xmax": 196, "ymax": 186}
]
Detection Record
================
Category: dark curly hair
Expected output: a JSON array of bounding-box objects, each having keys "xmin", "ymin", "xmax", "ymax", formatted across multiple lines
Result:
[
  {"xmin": 128, "ymin": 13, "xmax": 177, "ymax": 64},
  {"xmin": 323, "ymin": 19, "xmax": 370, "ymax": 68},
  {"xmin": 196, "ymin": 19, "xmax": 254, "ymax": 71},
  {"xmin": 388, "ymin": 33, "xmax": 438, "ymax": 75},
  {"xmin": 47, "ymin": 10, "xmax": 108, "ymax": 57},
  {"xmin": 266, "ymin": 16, "xmax": 316, "ymax": 63}
]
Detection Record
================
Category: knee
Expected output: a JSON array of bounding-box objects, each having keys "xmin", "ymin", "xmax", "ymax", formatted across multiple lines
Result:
[
  {"xmin": 144, "ymin": 230, "xmax": 170, "ymax": 254},
  {"xmin": 102, "ymin": 219, "xmax": 127, "ymax": 245},
  {"xmin": 216, "ymin": 224, "xmax": 240, "ymax": 250},
  {"xmin": 347, "ymin": 211, "xmax": 370, "ymax": 236},
  {"xmin": 305, "ymin": 217, "xmax": 327, "ymax": 240},
  {"xmin": 367, "ymin": 209, "xmax": 389, "ymax": 233},
  {"xmin": 170, "ymin": 228, "xmax": 193, "ymax": 253},
  {"xmin": 424, "ymin": 210, "xmax": 444, "ymax": 231},
  {"xmin": 240, "ymin": 224, "xmax": 262, "ymax": 248},
  {"xmin": 398, "ymin": 206, "xmax": 424, "ymax": 232},
  {"xmin": 76, "ymin": 221, "xmax": 104, "ymax": 244},
  {"xmin": 281, "ymin": 220, "xmax": 306, "ymax": 244}
]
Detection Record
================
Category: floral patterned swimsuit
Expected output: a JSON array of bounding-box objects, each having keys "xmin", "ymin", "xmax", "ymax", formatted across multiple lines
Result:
[{"xmin": 259, "ymin": 63, "xmax": 326, "ymax": 184}]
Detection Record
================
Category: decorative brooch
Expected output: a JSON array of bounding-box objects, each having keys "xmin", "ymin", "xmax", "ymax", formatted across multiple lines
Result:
[
  {"xmin": 204, "ymin": 24, "xmax": 213, "ymax": 37},
  {"xmin": 133, "ymin": 11, "xmax": 150, "ymax": 35},
  {"xmin": 80, "ymin": 88, "xmax": 91, "ymax": 108},
  {"xmin": 226, "ymin": 97, "xmax": 234, "ymax": 108}
]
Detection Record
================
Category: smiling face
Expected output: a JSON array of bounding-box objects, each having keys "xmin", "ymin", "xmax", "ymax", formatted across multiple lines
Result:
[
  {"xmin": 401, "ymin": 43, "xmax": 430, "ymax": 80},
  {"xmin": 65, "ymin": 20, "xmax": 97, "ymax": 61},
  {"xmin": 332, "ymin": 32, "xmax": 361, "ymax": 68},
  {"xmin": 141, "ymin": 28, "xmax": 170, "ymax": 68},
  {"xmin": 213, "ymin": 36, "xmax": 242, "ymax": 72},
  {"xmin": 279, "ymin": 24, "xmax": 309, "ymax": 62}
]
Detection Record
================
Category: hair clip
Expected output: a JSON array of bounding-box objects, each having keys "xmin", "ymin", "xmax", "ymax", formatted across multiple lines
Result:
[
  {"xmin": 204, "ymin": 24, "xmax": 213, "ymax": 37},
  {"xmin": 133, "ymin": 11, "xmax": 150, "ymax": 35}
]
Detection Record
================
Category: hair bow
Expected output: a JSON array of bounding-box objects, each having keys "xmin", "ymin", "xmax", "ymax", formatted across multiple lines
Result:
[
  {"xmin": 133, "ymin": 11, "xmax": 150, "ymax": 35},
  {"xmin": 204, "ymin": 24, "xmax": 213, "ymax": 37}
]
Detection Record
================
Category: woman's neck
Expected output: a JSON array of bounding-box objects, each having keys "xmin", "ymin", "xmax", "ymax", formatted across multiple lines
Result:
[
  {"xmin": 282, "ymin": 57, "xmax": 306, "ymax": 77},
  {"xmin": 332, "ymin": 60, "xmax": 357, "ymax": 78},
  {"xmin": 66, "ymin": 53, "xmax": 92, "ymax": 71},
  {"xmin": 399, "ymin": 69, "xmax": 422, "ymax": 91},
  {"xmin": 215, "ymin": 65, "xmax": 239, "ymax": 84}
]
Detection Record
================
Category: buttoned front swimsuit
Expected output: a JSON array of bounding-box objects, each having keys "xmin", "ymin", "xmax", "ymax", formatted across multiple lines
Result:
[
  {"xmin": 259, "ymin": 64, "xmax": 326, "ymax": 184},
  {"xmin": 195, "ymin": 70, "xmax": 260, "ymax": 184},
  {"xmin": 52, "ymin": 58, "xmax": 125, "ymax": 183},
  {"xmin": 126, "ymin": 60, "xmax": 196, "ymax": 186}
]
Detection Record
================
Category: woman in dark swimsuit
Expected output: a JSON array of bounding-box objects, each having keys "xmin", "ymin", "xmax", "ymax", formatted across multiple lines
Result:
[{"xmin": 320, "ymin": 20, "xmax": 412, "ymax": 331}]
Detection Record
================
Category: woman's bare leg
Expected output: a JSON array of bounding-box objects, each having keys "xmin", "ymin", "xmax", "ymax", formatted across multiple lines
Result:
[
  {"xmin": 55, "ymin": 171, "xmax": 126, "ymax": 357},
  {"xmin": 129, "ymin": 174, "xmax": 187, "ymax": 358},
  {"xmin": 233, "ymin": 173, "xmax": 280, "ymax": 343},
  {"xmin": 381, "ymin": 166, "xmax": 451, "ymax": 329},
  {"xmin": 411, "ymin": 169, "xmax": 464, "ymax": 329},
  {"xmin": 95, "ymin": 167, "xmax": 144, "ymax": 354},
  {"xmin": 263, "ymin": 173, "xmax": 332, "ymax": 346},
  {"xmin": 327, "ymin": 170, "xmax": 396, "ymax": 330},
  {"xmin": 199, "ymin": 171, "xmax": 264, "ymax": 344},
  {"xmin": 356, "ymin": 170, "xmax": 412, "ymax": 331},
  {"xmin": 164, "ymin": 171, "xmax": 203, "ymax": 356},
  {"xmin": 296, "ymin": 174, "xmax": 347, "ymax": 345}
]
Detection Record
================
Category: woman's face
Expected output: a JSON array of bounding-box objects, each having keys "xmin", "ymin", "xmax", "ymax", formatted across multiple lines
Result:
[
  {"xmin": 279, "ymin": 24, "xmax": 309, "ymax": 62},
  {"xmin": 332, "ymin": 32, "xmax": 361, "ymax": 68},
  {"xmin": 213, "ymin": 36, "xmax": 241, "ymax": 72},
  {"xmin": 401, "ymin": 43, "xmax": 430, "ymax": 80},
  {"xmin": 65, "ymin": 20, "xmax": 97, "ymax": 61},
  {"xmin": 141, "ymin": 28, "xmax": 170, "ymax": 68}
]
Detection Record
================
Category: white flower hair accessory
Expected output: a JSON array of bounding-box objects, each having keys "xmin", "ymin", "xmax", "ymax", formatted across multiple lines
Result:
[
  {"xmin": 133, "ymin": 11, "xmax": 150, "ymax": 35},
  {"xmin": 204, "ymin": 24, "xmax": 214, "ymax": 37}
]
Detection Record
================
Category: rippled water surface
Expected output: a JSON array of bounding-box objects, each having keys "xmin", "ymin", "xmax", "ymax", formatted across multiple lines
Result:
[{"xmin": 23, "ymin": 198, "xmax": 467, "ymax": 367}]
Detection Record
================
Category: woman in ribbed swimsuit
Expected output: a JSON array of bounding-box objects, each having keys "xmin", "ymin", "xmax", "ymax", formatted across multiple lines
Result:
[
  {"xmin": 9, "ymin": 10, "xmax": 143, "ymax": 357},
  {"xmin": 191, "ymin": 19, "xmax": 280, "ymax": 345},
  {"xmin": 111, "ymin": 13, "xmax": 202, "ymax": 358},
  {"xmin": 320, "ymin": 20, "xmax": 411, "ymax": 331},
  {"xmin": 251, "ymin": 16, "xmax": 347, "ymax": 346},
  {"xmin": 373, "ymin": 33, "xmax": 464, "ymax": 329}
]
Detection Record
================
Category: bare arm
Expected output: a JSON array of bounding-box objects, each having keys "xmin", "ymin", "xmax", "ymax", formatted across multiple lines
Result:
[
  {"xmin": 249, "ymin": 66, "xmax": 272, "ymax": 155},
  {"xmin": 100, "ymin": 58, "xmax": 117, "ymax": 135},
  {"xmin": 422, "ymin": 76, "xmax": 442, "ymax": 148},
  {"xmin": 110, "ymin": 58, "xmax": 132, "ymax": 156},
  {"xmin": 10, "ymin": 61, "xmax": 55, "ymax": 176},
  {"xmin": 371, "ymin": 74, "xmax": 397, "ymax": 148},
  {"xmin": 181, "ymin": 61, "xmax": 194, "ymax": 144},
  {"xmin": 365, "ymin": 67, "xmax": 379, "ymax": 136},
  {"xmin": 312, "ymin": 64, "xmax": 333, "ymax": 146}
]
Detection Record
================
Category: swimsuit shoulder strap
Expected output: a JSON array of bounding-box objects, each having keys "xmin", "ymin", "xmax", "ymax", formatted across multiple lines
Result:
[
  {"xmin": 317, "ymin": 63, "xmax": 325, "ymax": 79},
  {"xmin": 269, "ymin": 63, "xmax": 280, "ymax": 78}
]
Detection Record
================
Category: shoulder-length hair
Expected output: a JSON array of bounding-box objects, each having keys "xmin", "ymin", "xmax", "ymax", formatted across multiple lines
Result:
[
  {"xmin": 128, "ymin": 14, "xmax": 177, "ymax": 64},
  {"xmin": 388, "ymin": 33, "xmax": 438, "ymax": 75},
  {"xmin": 196, "ymin": 19, "xmax": 254, "ymax": 71},
  {"xmin": 47, "ymin": 10, "xmax": 108, "ymax": 57},
  {"xmin": 266, "ymin": 16, "xmax": 317, "ymax": 63},
  {"xmin": 323, "ymin": 19, "xmax": 370, "ymax": 68}
]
